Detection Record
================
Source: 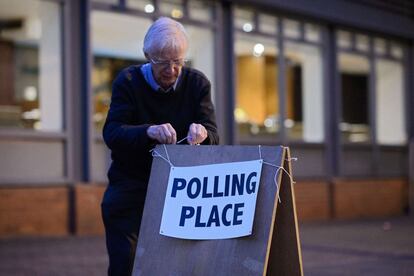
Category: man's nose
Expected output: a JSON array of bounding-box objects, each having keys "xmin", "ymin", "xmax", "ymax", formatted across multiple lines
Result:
[{"xmin": 165, "ymin": 63, "xmax": 176, "ymax": 73}]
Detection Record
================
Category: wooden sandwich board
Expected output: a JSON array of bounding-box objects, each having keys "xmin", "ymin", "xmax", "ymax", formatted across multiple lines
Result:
[{"xmin": 133, "ymin": 145, "xmax": 303, "ymax": 276}]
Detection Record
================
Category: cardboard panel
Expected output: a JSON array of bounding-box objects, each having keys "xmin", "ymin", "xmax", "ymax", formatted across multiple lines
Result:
[{"xmin": 133, "ymin": 145, "xmax": 302, "ymax": 276}]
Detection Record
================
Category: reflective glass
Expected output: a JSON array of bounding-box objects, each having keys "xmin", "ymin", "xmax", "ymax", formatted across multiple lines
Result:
[
  {"xmin": 337, "ymin": 30, "xmax": 352, "ymax": 49},
  {"xmin": 234, "ymin": 8, "xmax": 255, "ymax": 32},
  {"xmin": 376, "ymin": 59, "xmax": 406, "ymax": 144},
  {"xmin": 284, "ymin": 42, "xmax": 324, "ymax": 142},
  {"xmin": 338, "ymin": 53, "xmax": 370, "ymax": 143},
  {"xmin": 259, "ymin": 14, "xmax": 278, "ymax": 35},
  {"xmin": 304, "ymin": 23, "xmax": 321, "ymax": 43},
  {"xmin": 234, "ymin": 32, "xmax": 279, "ymax": 140},
  {"xmin": 159, "ymin": 0, "xmax": 184, "ymax": 19},
  {"xmin": 188, "ymin": 0, "xmax": 213, "ymax": 22},
  {"xmin": 91, "ymin": 11, "xmax": 151, "ymax": 130},
  {"xmin": 92, "ymin": 0, "xmax": 118, "ymax": 4},
  {"xmin": 185, "ymin": 25, "xmax": 215, "ymax": 101},
  {"xmin": 150, "ymin": 58, "xmax": 186, "ymax": 68},
  {"xmin": 283, "ymin": 19, "xmax": 300, "ymax": 39},
  {"xmin": 374, "ymin": 38, "xmax": 387, "ymax": 55},
  {"xmin": 127, "ymin": 0, "xmax": 154, "ymax": 13},
  {"xmin": 355, "ymin": 34, "xmax": 369, "ymax": 52},
  {"xmin": 390, "ymin": 42, "xmax": 403, "ymax": 59},
  {"xmin": 0, "ymin": 0, "xmax": 63, "ymax": 130}
]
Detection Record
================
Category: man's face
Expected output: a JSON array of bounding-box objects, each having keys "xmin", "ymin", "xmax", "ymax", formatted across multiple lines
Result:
[{"xmin": 148, "ymin": 47, "xmax": 186, "ymax": 90}]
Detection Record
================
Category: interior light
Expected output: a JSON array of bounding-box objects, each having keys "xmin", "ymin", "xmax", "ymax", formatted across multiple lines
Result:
[
  {"xmin": 284, "ymin": 119, "xmax": 295, "ymax": 128},
  {"xmin": 253, "ymin": 43, "xmax": 264, "ymax": 57},
  {"xmin": 264, "ymin": 118, "xmax": 273, "ymax": 128},
  {"xmin": 34, "ymin": 121, "xmax": 41, "ymax": 130},
  {"xmin": 24, "ymin": 86, "xmax": 37, "ymax": 101},
  {"xmin": 242, "ymin": 23, "xmax": 253, "ymax": 32},
  {"xmin": 22, "ymin": 109, "xmax": 40, "ymax": 120},
  {"xmin": 144, "ymin": 4, "xmax": 155, "ymax": 13},
  {"xmin": 171, "ymin": 9, "xmax": 183, "ymax": 18},
  {"xmin": 234, "ymin": 108, "xmax": 248, "ymax": 123}
]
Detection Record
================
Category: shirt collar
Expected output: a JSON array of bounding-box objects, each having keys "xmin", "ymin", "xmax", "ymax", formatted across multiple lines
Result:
[{"xmin": 140, "ymin": 63, "xmax": 181, "ymax": 93}]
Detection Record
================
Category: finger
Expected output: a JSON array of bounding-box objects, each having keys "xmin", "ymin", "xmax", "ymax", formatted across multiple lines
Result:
[
  {"xmin": 164, "ymin": 124, "xmax": 177, "ymax": 144},
  {"xmin": 187, "ymin": 123, "xmax": 197, "ymax": 145},
  {"xmin": 193, "ymin": 125, "xmax": 201, "ymax": 143},
  {"xmin": 186, "ymin": 131, "xmax": 194, "ymax": 145},
  {"xmin": 197, "ymin": 125, "xmax": 205, "ymax": 140},
  {"xmin": 163, "ymin": 125, "xmax": 175, "ymax": 144},
  {"xmin": 160, "ymin": 126, "xmax": 170, "ymax": 144},
  {"xmin": 194, "ymin": 124, "xmax": 207, "ymax": 144},
  {"xmin": 158, "ymin": 127, "xmax": 167, "ymax": 144},
  {"xmin": 165, "ymin": 124, "xmax": 177, "ymax": 144},
  {"xmin": 147, "ymin": 126, "xmax": 157, "ymax": 140},
  {"xmin": 150, "ymin": 126, "xmax": 163, "ymax": 143}
]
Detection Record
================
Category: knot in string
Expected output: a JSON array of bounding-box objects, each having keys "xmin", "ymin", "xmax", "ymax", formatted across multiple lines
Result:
[
  {"xmin": 150, "ymin": 144, "xmax": 174, "ymax": 167},
  {"xmin": 258, "ymin": 145, "xmax": 297, "ymax": 204}
]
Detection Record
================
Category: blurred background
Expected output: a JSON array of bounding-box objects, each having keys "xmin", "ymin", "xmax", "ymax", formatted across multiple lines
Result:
[{"xmin": 0, "ymin": 0, "xmax": 413, "ymax": 274}]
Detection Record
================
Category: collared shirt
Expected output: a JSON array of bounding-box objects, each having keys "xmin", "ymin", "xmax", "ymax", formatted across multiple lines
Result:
[{"xmin": 140, "ymin": 63, "xmax": 181, "ymax": 93}]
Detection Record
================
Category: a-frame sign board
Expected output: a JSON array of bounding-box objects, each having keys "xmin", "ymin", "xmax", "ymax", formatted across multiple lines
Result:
[{"xmin": 133, "ymin": 145, "xmax": 303, "ymax": 276}]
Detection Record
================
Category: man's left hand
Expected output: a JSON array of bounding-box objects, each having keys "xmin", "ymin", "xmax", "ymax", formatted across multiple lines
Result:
[{"xmin": 187, "ymin": 123, "xmax": 207, "ymax": 145}]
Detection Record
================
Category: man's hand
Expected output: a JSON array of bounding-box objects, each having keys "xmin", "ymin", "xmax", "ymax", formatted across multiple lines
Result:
[
  {"xmin": 187, "ymin": 123, "xmax": 207, "ymax": 145},
  {"xmin": 147, "ymin": 123, "xmax": 177, "ymax": 144}
]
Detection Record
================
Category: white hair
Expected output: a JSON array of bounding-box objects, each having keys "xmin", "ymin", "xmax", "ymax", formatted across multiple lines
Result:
[{"xmin": 143, "ymin": 17, "xmax": 189, "ymax": 56}]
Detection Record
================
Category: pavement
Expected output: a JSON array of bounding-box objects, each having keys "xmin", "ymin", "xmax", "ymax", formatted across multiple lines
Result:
[
  {"xmin": 300, "ymin": 216, "xmax": 414, "ymax": 275},
  {"xmin": 0, "ymin": 216, "xmax": 413, "ymax": 275}
]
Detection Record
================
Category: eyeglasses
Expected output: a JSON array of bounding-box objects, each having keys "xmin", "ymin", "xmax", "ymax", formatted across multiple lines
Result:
[{"xmin": 149, "ymin": 58, "xmax": 187, "ymax": 68}]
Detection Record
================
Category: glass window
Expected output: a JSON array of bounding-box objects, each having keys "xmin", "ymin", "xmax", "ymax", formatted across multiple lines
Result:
[
  {"xmin": 92, "ymin": 0, "xmax": 118, "ymax": 4},
  {"xmin": 304, "ymin": 23, "xmax": 321, "ymax": 43},
  {"xmin": 376, "ymin": 59, "xmax": 406, "ymax": 145},
  {"xmin": 390, "ymin": 42, "xmax": 403, "ymax": 59},
  {"xmin": 188, "ymin": 0, "xmax": 214, "ymax": 22},
  {"xmin": 259, "ymin": 14, "xmax": 278, "ymax": 35},
  {"xmin": 284, "ymin": 42, "xmax": 324, "ymax": 142},
  {"xmin": 127, "ymin": 0, "xmax": 155, "ymax": 14},
  {"xmin": 185, "ymin": 25, "xmax": 215, "ymax": 100},
  {"xmin": 91, "ymin": 11, "xmax": 152, "ymax": 130},
  {"xmin": 235, "ymin": 13, "xmax": 323, "ymax": 143},
  {"xmin": 234, "ymin": 33, "xmax": 279, "ymax": 139},
  {"xmin": 0, "ymin": 0, "xmax": 63, "ymax": 131},
  {"xmin": 338, "ymin": 53, "xmax": 370, "ymax": 143},
  {"xmin": 159, "ymin": 0, "xmax": 184, "ymax": 19},
  {"xmin": 283, "ymin": 19, "xmax": 300, "ymax": 39},
  {"xmin": 337, "ymin": 30, "xmax": 352, "ymax": 49},
  {"xmin": 234, "ymin": 8, "xmax": 255, "ymax": 32},
  {"xmin": 374, "ymin": 38, "xmax": 387, "ymax": 55},
  {"xmin": 355, "ymin": 34, "xmax": 369, "ymax": 52}
]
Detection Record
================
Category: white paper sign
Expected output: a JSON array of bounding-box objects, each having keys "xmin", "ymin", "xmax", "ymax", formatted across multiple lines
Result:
[{"xmin": 159, "ymin": 160, "xmax": 263, "ymax": 240}]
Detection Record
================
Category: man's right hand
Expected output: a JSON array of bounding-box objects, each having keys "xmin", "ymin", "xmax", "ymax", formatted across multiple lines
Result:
[{"xmin": 146, "ymin": 123, "xmax": 177, "ymax": 144}]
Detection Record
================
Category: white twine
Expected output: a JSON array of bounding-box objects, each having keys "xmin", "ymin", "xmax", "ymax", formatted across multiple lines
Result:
[
  {"xmin": 163, "ymin": 144, "xmax": 171, "ymax": 164},
  {"xmin": 176, "ymin": 136, "xmax": 200, "ymax": 145},
  {"xmin": 258, "ymin": 145, "xmax": 297, "ymax": 204},
  {"xmin": 150, "ymin": 136, "xmax": 202, "ymax": 165},
  {"xmin": 150, "ymin": 144, "xmax": 174, "ymax": 167},
  {"xmin": 286, "ymin": 157, "xmax": 298, "ymax": 162},
  {"xmin": 258, "ymin": 145, "xmax": 262, "ymax": 159},
  {"xmin": 177, "ymin": 136, "xmax": 188, "ymax": 144}
]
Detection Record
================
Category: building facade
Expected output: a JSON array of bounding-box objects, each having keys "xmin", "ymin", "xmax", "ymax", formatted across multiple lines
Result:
[{"xmin": 0, "ymin": 0, "xmax": 413, "ymax": 236}]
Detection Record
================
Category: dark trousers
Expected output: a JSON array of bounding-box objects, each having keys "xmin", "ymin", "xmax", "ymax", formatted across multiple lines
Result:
[{"xmin": 102, "ymin": 191, "xmax": 146, "ymax": 276}]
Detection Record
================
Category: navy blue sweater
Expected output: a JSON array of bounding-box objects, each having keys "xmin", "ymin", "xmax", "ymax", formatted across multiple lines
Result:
[{"xmin": 103, "ymin": 65, "xmax": 219, "ymax": 193}]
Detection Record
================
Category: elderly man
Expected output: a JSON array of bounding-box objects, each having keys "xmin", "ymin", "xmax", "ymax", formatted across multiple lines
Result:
[{"xmin": 101, "ymin": 17, "xmax": 219, "ymax": 275}]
